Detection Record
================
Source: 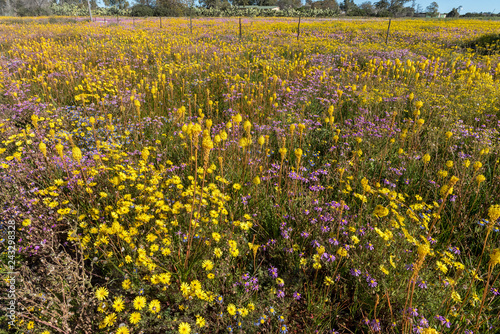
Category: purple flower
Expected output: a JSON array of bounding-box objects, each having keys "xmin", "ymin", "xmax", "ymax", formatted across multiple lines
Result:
[
  {"xmin": 367, "ymin": 279, "xmax": 378, "ymax": 288},
  {"xmin": 370, "ymin": 319, "xmax": 381, "ymax": 332},
  {"xmin": 350, "ymin": 268, "xmax": 361, "ymax": 277},
  {"xmin": 365, "ymin": 243, "xmax": 374, "ymax": 250},
  {"xmin": 277, "ymin": 290, "xmax": 285, "ymax": 298},
  {"xmin": 417, "ymin": 280, "xmax": 427, "ymax": 289},
  {"xmin": 419, "ymin": 317, "xmax": 429, "ymax": 328},
  {"xmin": 268, "ymin": 266, "xmax": 278, "ymax": 278},
  {"xmin": 408, "ymin": 307, "xmax": 418, "ymax": 317},
  {"xmin": 293, "ymin": 292, "xmax": 301, "ymax": 300}
]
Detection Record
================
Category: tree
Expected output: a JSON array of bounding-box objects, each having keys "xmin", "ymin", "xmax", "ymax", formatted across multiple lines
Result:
[
  {"xmin": 426, "ymin": 1, "xmax": 438, "ymax": 17},
  {"xmin": 359, "ymin": 1, "xmax": 375, "ymax": 15},
  {"xmin": 340, "ymin": 0, "xmax": 357, "ymax": 13},
  {"xmin": 310, "ymin": 0, "xmax": 339, "ymax": 11},
  {"xmin": 136, "ymin": 0, "xmax": 157, "ymax": 6},
  {"xmin": 12, "ymin": 0, "xmax": 52, "ymax": 16},
  {"xmin": 103, "ymin": 0, "xmax": 130, "ymax": 9},
  {"xmin": 388, "ymin": 0, "xmax": 409, "ymax": 16},
  {"xmin": 276, "ymin": 0, "xmax": 301, "ymax": 9},
  {"xmin": 447, "ymin": 7, "xmax": 459, "ymax": 17}
]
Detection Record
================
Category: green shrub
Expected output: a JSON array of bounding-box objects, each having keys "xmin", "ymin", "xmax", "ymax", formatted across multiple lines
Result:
[
  {"xmin": 130, "ymin": 4, "xmax": 155, "ymax": 17},
  {"xmin": 463, "ymin": 33, "xmax": 500, "ymax": 55}
]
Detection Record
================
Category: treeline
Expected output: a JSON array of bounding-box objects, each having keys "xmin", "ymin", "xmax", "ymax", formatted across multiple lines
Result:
[{"xmin": 1, "ymin": 0, "xmax": 499, "ymax": 18}]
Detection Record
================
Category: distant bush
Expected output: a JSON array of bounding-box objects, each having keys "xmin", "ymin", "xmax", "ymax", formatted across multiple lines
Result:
[
  {"xmin": 154, "ymin": 5, "xmax": 187, "ymax": 17},
  {"xmin": 50, "ymin": 3, "xmax": 88, "ymax": 16},
  {"xmin": 15, "ymin": 5, "xmax": 52, "ymax": 17},
  {"xmin": 130, "ymin": 4, "xmax": 155, "ymax": 17},
  {"xmin": 463, "ymin": 33, "xmax": 500, "ymax": 55},
  {"xmin": 190, "ymin": 7, "xmax": 339, "ymax": 17}
]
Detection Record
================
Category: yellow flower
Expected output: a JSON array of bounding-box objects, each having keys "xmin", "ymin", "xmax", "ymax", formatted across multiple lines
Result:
[
  {"xmin": 380, "ymin": 265, "xmax": 389, "ymax": 275},
  {"xmin": 436, "ymin": 261, "xmax": 448, "ymax": 274},
  {"xmin": 196, "ymin": 315, "xmax": 206, "ymax": 328},
  {"xmin": 104, "ymin": 313, "xmax": 117, "ymax": 327},
  {"xmin": 149, "ymin": 299, "xmax": 161, "ymax": 313},
  {"xmin": 179, "ymin": 322, "xmax": 191, "ymax": 334},
  {"xmin": 476, "ymin": 174, "xmax": 485, "ymax": 185},
  {"xmin": 133, "ymin": 296, "xmax": 146, "ymax": 310},
  {"xmin": 227, "ymin": 303, "xmax": 237, "ymax": 316},
  {"xmin": 122, "ymin": 279, "xmax": 131, "ymax": 290},
  {"xmin": 451, "ymin": 291, "xmax": 462, "ymax": 303},
  {"xmin": 324, "ymin": 276, "xmax": 334, "ymax": 286},
  {"xmin": 116, "ymin": 326, "xmax": 130, "ymax": 334},
  {"xmin": 233, "ymin": 183, "xmax": 241, "ymax": 190},
  {"xmin": 253, "ymin": 176, "xmax": 261, "ymax": 185},
  {"xmin": 202, "ymin": 260, "xmax": 214, "ymax": 271},
  {"xmin": 337, "ymin": 248, "xmax": 348, "ymax": 257},
  {"xmin": 113, "ymin": 296, "xmax": 125, "ymax": 312},
  {"xmin": 129, "ymin": 312, "xmax": 141, "ymax": 325},
  {"xmin": 95, "ymin": 287, "xmax": 109, "ymax": 301},
  {"xmin": 373, "ymin": 205, "xmax": 389, "ymax": 218},
  {"xmin": 212, "ymin": 232, "xmax": 221, "ymax": 242}
]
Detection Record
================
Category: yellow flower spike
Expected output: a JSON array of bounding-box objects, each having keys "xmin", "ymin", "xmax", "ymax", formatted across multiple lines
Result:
[
  {"xmin": 445, "ymin": 131, "xmax": 453, "ymax": 140},
  {"xmin": 141, "ymin": 148, "xmax": 149, "ymax": 161},
  {"xmin": 72, "ymin": 146, "xmax": 82, "ymax": 163},
  {"xmin": 328, "ymin": 105, "xmax": 334, "ymax": 116},
  {"xmin": 258, "ymin": 135, "xmax": 265, "ymax": 147},
  {"xmin": 423, "ymin": 154, "xmax": 430, "ymax": 164},
  {"xmin": 39, "ymin": 142, "xmax": 47, "ymax": 157},
  {"xmin": 253, "ymin": 176, "xmax": 261, "ymax": 185},
  {"xmin": 294, "ymin": 148, "xmax": 303, "ymax": 160},
  {"xmin": 298, "ymin": 123, "xmax": 306, "ymax": 134},
  {"xmin": 473, "ymin": 161, "xmax": 482, "ymax": 171},
  {"xmin": 279, "ymin": 147, "xmax": 287, "ymax": 161},
  {"xmin": 490, "ymin": 249, "xmax": 500, "ymax": 267},
  {"xmin": 244, "ymin": 120, "xmax": 252, "ymax": 134},
  {"xmin": 489, "ymin": 205, "xmax": 500, "ymax": 223}
]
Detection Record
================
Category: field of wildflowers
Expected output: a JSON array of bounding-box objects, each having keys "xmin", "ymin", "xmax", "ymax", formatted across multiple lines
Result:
[{"xmin": 0, "ymin": 17, "xmax": 499, "ymax": 334}]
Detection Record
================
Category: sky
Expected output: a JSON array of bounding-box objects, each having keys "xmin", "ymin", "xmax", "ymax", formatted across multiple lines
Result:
[{"xmin": 352, "ymin": 0, "xmax": 499, "ymax": 13}]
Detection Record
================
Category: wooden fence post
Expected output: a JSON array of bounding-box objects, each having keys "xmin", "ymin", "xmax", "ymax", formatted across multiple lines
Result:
[
  {"xmin": 297, "ymin": 15, "xmax": 301, "ymax": 41},
  {"xmin": 385, "ymin": 18, "xmax": 391, "ymax": 45},
  {"xmin": 160, "ymin": 16, "xmax": 162, "ymax": 29},
  {"xmin": 239, "ymin": 17, "xmax": 242, "ymax": 42}
]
